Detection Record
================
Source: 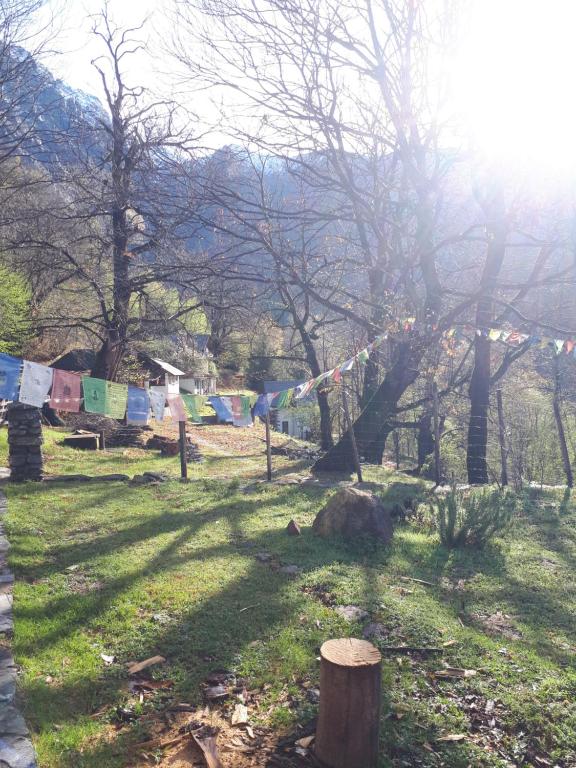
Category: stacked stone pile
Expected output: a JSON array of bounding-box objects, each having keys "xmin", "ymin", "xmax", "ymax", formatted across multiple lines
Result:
[{"xmin": 6, "ymin": 403, "xmax": 43, "ymax": 482}]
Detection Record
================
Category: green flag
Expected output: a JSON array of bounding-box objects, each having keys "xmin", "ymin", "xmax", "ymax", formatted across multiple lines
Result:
[
  {"xmin": 182, "ymin": 393, "xmax": 203, "ymax": 423},
  {"xmin": 82, "ymin": 376, "xmax": 107, "ymax": 415},
  {"xmin": 241, "ymin": 395, "xmax": 252, "ymax": 418},
  {"xmin": 106, "ymin": 382, "xmax": 128, "ymax": 419}
]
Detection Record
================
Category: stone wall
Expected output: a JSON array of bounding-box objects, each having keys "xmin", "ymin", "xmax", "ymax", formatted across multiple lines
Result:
[{"xmin": 6, "ymin": 403, "xmax": 43, "ymax": 482}]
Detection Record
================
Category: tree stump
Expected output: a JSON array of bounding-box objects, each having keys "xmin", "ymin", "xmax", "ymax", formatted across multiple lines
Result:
[{"xmin": 315, "ymin": 638, "xmax": 382, "ymax": 768}]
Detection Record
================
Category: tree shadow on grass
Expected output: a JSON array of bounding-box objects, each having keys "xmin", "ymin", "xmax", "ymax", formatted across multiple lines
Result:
[{"xmin": 10, "ymin": 480, "xmax": 576, "ymax": 768}]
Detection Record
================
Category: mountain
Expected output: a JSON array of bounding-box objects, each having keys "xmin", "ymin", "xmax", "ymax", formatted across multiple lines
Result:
[{"xmin": 0, "ymin": 47, "xmax": 108, "ymax": 170}]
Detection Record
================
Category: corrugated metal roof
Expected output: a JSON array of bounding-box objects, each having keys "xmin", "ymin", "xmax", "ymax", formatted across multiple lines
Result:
[{"xmin": 150, "ymin": 358, "xmax": 186, "ymax": 377}]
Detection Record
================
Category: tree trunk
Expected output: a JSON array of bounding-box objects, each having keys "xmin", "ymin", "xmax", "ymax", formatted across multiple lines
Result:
[
  {"xmin": 417, "ymin": 412, "xmax": 435, "ymax": 477},
  {"xmin": 466, "ymin": 193, "xmax": 507, "ymax": 484},
  {"xmin": 313, "ymin": 341, "xmax": 423, "ymax": 472},
  {"xmin": 552, "ymin": 356, "xmax": 573, "ymax": 488},
  {"xmin": 466, "ymin": 332, "xmax": 491, "ymax": 484},
  {"xmin": 316, "ymin": 387, "xmax": 333, "ymax": 451}
]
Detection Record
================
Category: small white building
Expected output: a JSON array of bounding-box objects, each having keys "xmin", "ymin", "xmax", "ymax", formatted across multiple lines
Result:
[
  {"xmin": 263, "ymin": 380, "xmax": 315, "ymax": 440},
  {"xmin": 138, "ymin": 354, "xmax": 185, "ymax": 398}
]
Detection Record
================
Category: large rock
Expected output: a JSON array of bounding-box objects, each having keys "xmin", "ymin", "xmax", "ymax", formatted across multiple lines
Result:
[{"xmin": 312, "ymin": 487, "xmax": 394, "ymax": 543}]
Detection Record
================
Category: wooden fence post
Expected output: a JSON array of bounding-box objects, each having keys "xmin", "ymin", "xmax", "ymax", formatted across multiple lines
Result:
[
  {"xmin": 432, "ymin": 382, "xmax": 442, "ymax": 485},
  {"xmin": 496, "ymin": 389, "xmax": 509, "ymax": 486},
  {"xmin": 265, "ymin": 411, "xmax": 273, "ymax": 481},
  {"xmin": 342, "ymin": 387, "xmax": 362, "ymax": 483},
  {"xmin": 178, "ymin": 421, "xmax": 188, "ymax": 481}
]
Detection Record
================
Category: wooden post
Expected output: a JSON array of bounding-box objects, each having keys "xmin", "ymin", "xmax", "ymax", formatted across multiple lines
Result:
[
  {"xmin": 496, "ymin": 389, "xmax": 509, "ymax": 486},
  {"xmin": 315, "ymin": 638, "xmax": 382, "ymax": 768},
  {"xmin": 553, "ymin": 356, "xmax": 573, "ymax": 487},
  {"xmin": 393, "ymin": 430, "xmax": 400, "ymax": 470},
  {"xmin": 265, "ymin": 411, "xmax": 273, "ymax": 481},
  {"xmin": 432, "ymin": 382, "xmax": 442, "ymax": 485},
  {"xmin": 178, "ymin": 421, "xmax": 188, "ymax": 481},
  {"xmin": 98, "ymin": 430, "xmax": 106, "ymax": 450},
  {"xmin": 342, "ymin": 387, "xmax": 362, "ymax": 483}
]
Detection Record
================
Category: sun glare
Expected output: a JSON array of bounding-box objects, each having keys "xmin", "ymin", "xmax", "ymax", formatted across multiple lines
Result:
[{"xmin": 451, "ymin": 0, "xmax": 576, "ymax": 182}]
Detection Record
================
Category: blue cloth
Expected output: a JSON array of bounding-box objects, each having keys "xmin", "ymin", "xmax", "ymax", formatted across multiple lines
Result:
[
  {"xmin": 209, "ymin": 396, "xmax": 233, "ymax": 423},
  {"xmin": 127, "ymin": 386, "xmax": 150, "ymax": 423},
  {"xmin": 253, "ymin": 394, "xmax": 270, "ymax": 418},
  {"xmin": 0, "ymin": 353, "xmax": 21, "ymax": 401}
]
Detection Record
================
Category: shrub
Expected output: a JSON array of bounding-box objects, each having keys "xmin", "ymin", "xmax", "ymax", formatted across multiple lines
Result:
[{"xmin": 436, "ymin": 487, "xmax": 516, "ymax": 548}]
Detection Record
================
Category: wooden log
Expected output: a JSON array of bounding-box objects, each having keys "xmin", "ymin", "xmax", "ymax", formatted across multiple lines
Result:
[{"xmin": 315, "ymin": 638, "xmax": 381, "ymax": 768}]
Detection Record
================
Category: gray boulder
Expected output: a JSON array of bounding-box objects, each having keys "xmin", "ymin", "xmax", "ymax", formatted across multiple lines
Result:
[{"xmin": 312, "ymin": 487, "xmax": 394, "ymax": 544}]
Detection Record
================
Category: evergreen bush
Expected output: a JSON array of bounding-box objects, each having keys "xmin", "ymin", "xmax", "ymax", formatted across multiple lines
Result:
[{"xmin": 436, "ymin": 487, "xmax": 516, "ymax": 548}]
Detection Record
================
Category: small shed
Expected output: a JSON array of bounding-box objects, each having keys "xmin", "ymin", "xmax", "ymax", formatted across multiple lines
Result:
[
  {"xmin": 51, "ymin": 348, "xmax": 96, "ymax": 374},
  {"xmin": 263, "ymin": 380, "xmax": 315, "ymax": 440},
  {"xmin": 138, "ymin": 354, "xmax": 185, "ymax": 398},
  {"xmin": 180, "ymin": 356, "xmax": 218, "ymax": 395}
]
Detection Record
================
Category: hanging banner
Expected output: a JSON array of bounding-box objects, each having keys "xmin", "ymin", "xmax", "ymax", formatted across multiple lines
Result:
[
  {"xmin": 209, "ymin": 396, "xmax": 233, "ymax": 422},
  {"xmin": 149, "ymin": 389, "xmax": 166, "ymax": 421},
  {"xmin": 127, "ymin": 386, "xmax": 150, "ymax": 423},
  {"xmin": 50, "ymin": 370, "xmax": 81, "ymax": 412},
  {"xmin": 167, "ymin": 394, "xmax": 187, "ymax": 422},
  {"xmin": 0, "ymin": 353, "xmax": 21, "ymax": 401},
  {"xmin": 253, "ymin": 394, "xmax": 270, "ymax": 418},
  {"xmin": 105, "ymin": 382, "xmax": 128, "ymax": 420},
  {"xmin": 230, "ymin": 395, "xmax": 252, "ymax": 427},
  {"xmin": 273, "ymin": 388, "xmax": 293, "ymax": 409},
  {"xmin": 82, "ymin": 376, "xmax": 107, "ymax": 414},
  {"xmin": 19, "ymin": 361, "xmax": 53, "ymax": 408},
  {"xmin": 182, "ymin": 393, "xmax": 204, "ymax": 423}
]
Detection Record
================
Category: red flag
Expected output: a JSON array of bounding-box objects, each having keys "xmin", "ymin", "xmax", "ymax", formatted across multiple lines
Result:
[
  {"xmin": 167, "ymin": 394, "xmax": 187, "ymax": 422},
  {"xmin": 50, "ymin": 370, "xmax": 81, "ymax": 412}
]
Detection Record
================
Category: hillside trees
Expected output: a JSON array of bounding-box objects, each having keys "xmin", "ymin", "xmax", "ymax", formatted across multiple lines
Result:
[
  {"xmin": 173, "ymin": 0, "xmax": 576, "ymax": 476},
  {"xmin": 3, "ymin": 6, "xmax": 218, "ymax": 379}
]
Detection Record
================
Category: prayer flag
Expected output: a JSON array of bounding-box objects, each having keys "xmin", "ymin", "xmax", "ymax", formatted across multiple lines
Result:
[
  {"xmin": 82, "ymin": 376, "xmax": 107, "ymax": 414},
  {"xmin": 554, "ymin": 339, "xmax": 565, "ymax": 355},
  {"xmin": 167, "ymin": 394, "xmax": 187, "ymax": 421},
  {"xmin": 105, "ymin": 382, "xmax": 128, "ymax": 419},
  {"xmin": 567, "ymin": 340, "xmax": 576, "ymax": 355},
  {"xmin": 149, "ymin": 389, "xmax": 166, "ymax": 421},
  {"xmin": 253, "ymin": 394, "xmax": 270, "ymax": 418},
  {"xmin": 488, "ymin": 329, "xmax": 501, "ymax": 341},
  {"xmin": 357, "ymin": 348, "xmax": 369, "ymax": 364},
  {"xmin": 332, "ymin": 367, "xmax": 341, "ymax": 383},
  {"xmin": 230, "ymin": 395, "xmax": 252, "ymax": 427},
  {"xmin": 19, "ymin": 360, "xmax": 53, "ymax": 408},
  {"xmin": 340, "ymin": 358, "xmax": 355, "ymax": 373},
  {"xmin": 209, "ymin": 396, "xmax": 233, "ymax": 422},
  {"xmin": 274, "ymin": 389, "xmax": 293, "ymax": 409},
  {"xmin": 182, "ymin": 393, "xmax": 204, "ymax": 423},
  {"xmin": 50, "ymin": 370, "xmax": 81, "ymax": 412},
  {"xmin": 0, "ymin": 353, "xmax": 21, "ymax": 401},
  {"xmin": 127, "ymin": 386, "xmax": 150, "ymax": 423}
]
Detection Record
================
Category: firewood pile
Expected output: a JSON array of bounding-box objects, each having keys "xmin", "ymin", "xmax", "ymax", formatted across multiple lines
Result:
[
  {"xmin": 270, "ymin": 439, "xmax": 321, "ymax": 461},
  {"xmin": 146, "ymin": 434, "xmax": 203, "ymax": 462},
  {"xmin": 107, "ymin": 425, "xmax": 148, "ymax": 448}
]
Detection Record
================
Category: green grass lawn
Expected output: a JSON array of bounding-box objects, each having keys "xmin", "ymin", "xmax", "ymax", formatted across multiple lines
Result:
[{"xmin": 1, "ymin": 428, "xmax": 576, "ymax": 767}]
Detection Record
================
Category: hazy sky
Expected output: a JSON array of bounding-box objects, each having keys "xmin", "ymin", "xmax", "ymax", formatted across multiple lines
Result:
[
  {"xmin": 34, "ymin": 0, "xmax": 576, "ymax": 180},
  {"xmin": 38, "ymin": 0, "xmax": 171, "ymax": 99}
]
